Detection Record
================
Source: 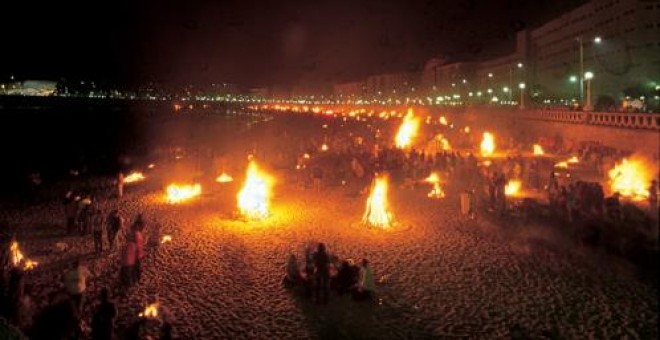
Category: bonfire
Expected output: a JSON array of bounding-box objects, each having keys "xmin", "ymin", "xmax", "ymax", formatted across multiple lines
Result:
[
  {"xmin": 124, "ymin": 171, "xmax": 146, "ymax": 184},
  {"xmin": 505, "ymin": 180, "xmax": 522, "ymax": 196},
  {"xmin": 10, "ymin": 241, "xmax": 38, "ymax": 271},
  {"xmin": 161, "ymin": 235, "xmax": 172, "ymax": 244},
  {"xmin": 533, "ymin": 144, "xmax": 544, "ymax": 156},
  {"xmin": 608, "ymin": 158, "xmax": 651, "ymax": 201},
  {"xmin": 321, "ymin": 143, "xmax": 329, "ymax": 151},
  {"xmin": 216, "ymin": 173, "xmax": 234, "ymax": 183},
  {"xmin": 395, "ymin": 109, "xmax": 420, "ymax": 149},
  {"xmin": 439, "ymin": 116, "xmax": 448, "ymax": 126},
  {"xmin": 139, "ymin": 303, "xmax": 159, "ymax": 318},
  {"xmin": 165, "ymin": 184, "xmax": 202, "ymax": 204},
  {"xmin": 237, "ymin": 161, "xmax": 273, "ymax": 219},
  {"xmin": 480, "ymin": 132, "xmax": 495, "ymax": 157},
  {"xmin": 363, "ymin": 175, "xmax": 393, "ymax": 228},
  {"xmin": 425, "ymin": 173, "xmax": 445, "ymax": 198}
]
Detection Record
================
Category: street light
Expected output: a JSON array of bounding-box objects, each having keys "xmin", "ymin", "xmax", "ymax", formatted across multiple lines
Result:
[
  {"xmin": 518, "ymin": 82, "xmax": 526, "ymax": 109},
  {"xmin": 584, "ymin": 71, "xmax": 594, "ymax": 111},
  {"xmin": 594, "ymin": 36, "xmax": 602, "ymax": 44},
  {"xmin": 576, "ymin": 36, "xmax": 602, "ymax": 106}
]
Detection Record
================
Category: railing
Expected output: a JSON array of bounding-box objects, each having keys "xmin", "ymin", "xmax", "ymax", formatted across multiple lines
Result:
[{"xmin": 514, "ymin": 110, "xmax": 660, "ymax": 131}]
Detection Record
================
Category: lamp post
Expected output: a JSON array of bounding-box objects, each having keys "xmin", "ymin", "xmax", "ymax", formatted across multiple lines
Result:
[
  {"xmin": 584, "ymin": 71, "xmax": 594, "ymax": 111},
  {"xmin": 509, "ymin": 62, "xmax": 523, "ymax": 102},
  {"xmin": 518, "ymin": 82, "xmax": 526, "ymax": 109},
  {"xmin": 576, "ymin": 36, "xmax": 601, "ymax": 108}
]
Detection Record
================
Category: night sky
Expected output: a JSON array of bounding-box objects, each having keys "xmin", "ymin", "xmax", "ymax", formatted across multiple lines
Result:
[{"xmin": 2, "ymin": 0, "xmax": 583, "ymax": 88}]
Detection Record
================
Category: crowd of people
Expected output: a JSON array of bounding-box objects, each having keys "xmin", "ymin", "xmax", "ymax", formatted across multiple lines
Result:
[
  {"xmin": 0, "ymin": 187, "xmax": 169, "ymax": 339},
  {"xmin": 283, "ymin": 243, "xmax": 375, "ymax": 304}
]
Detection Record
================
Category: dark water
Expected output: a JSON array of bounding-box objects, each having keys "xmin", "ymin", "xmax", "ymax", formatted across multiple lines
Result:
[{"xmin": 0, "ymin": 96, "xmax": 234, "ymax": 197}]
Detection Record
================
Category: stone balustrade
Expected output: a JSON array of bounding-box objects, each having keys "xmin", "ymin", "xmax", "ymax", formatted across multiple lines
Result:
[{"xmin": 515, "ymin": 110, "xmax": 660, "ymax": 131}]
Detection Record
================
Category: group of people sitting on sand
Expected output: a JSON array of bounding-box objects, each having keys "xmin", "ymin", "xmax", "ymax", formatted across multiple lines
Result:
[{"xmin": 283, "ymin": 243, "xmax": 374, "ymax": 304}]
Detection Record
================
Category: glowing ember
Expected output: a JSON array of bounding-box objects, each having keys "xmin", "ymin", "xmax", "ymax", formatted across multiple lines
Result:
[
  {"xmin": 216, "ymin": 173, "xmax": 234, "ymax": 183},
  {"xmin": 533, "ymin": 144, "xmax": 544, "ymax": 156},
  {"xmin": 124, "ymin": 171, "xmax": 146, "ymax": 184},
  {"xmin": 464, "ymin": 126, "xmax": 470, "ymax": 133},
  {"xmin": 425, "ymin": 173, "xmax": 445, "ymax": 198},
  {"xmin": 321, "ymin": 143, "xmax": 329, "ymax": 151},
  {"xmin": 165, "ymin": 183, "xmax": 201, "ymax": 204},
  {"xmin": 555, "ymin": 156, "xmax": 579, "ymax": 168},
  {"xmin": 363, "ymin": 175, "xmax": 393, "ymax": 228},
  {"xmin": 161, "ymin": 235, "xmax": 172, "ymax": 244},
  {"xmin": 139, "ymin": 303, "xmax": 159, "ymax": 318},
  {"xmin": 303, "ymin": 153, "xmax": 311, "ymax": 159},
  {"xmin": 608, "ymin": 158, "xmax": 651, "ymax": 200},
  {"xmin": 480, "ymin": 132, "xmax": 495, "ymax": 157},
  {"xmin": 395, "ymin": 109, "xmax": 420, "ymax": 148},
  {"xmin": 237, "ymin": 161, "xmax": 273, "ymax": 219},
  {"xmin": 505, "ymin": 180, "xmax": 522, "ymax": 196},
  {"xmin": 148, "ymin": 163, "xmax": 156, "ymax": 169},
  {"xmin": 439, "ymin": 116, "xmax": 448, "ymax": 126}
]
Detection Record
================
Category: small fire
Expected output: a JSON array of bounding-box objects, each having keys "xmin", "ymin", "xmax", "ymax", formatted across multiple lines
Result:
[
  {"xmin": 161, "ymin": 235, "xmax": 172, "ymax": 244},
  {"xmin": 480, "ymin": 132, "xmax": 495, "ymax": 157},
  {"xmin": 464, "ymin": 126, "xmax": 470, "ymax": 133},
  {"xmin": 216, "ymin": 173, "xmax": 234, "ymax": 183},
  {"xmin": 505, "ymin": 180, "xmax": 522, "ymax": 196},
  {"xmin": 24, "ymin": 260, "xmax": 38, "ymax": 270},
  {"xmin": 425, "ymin": 173, "xmax": 445, "ymax": 198},
  {"xmin": 439, "ymin": 116, "xmax": 448, "ymax": 126},
  {"xmin": 303, "ymin": 153, "xmax": 311, "ymax": 159},
  {"xmin": 10, "ymin": 241, "xmax": 38, "ymax": 271},
  {"xmin": 165, "ymin": 183, "xmax": 201, "ymax": 204},
  {"xmin": 608, "ymin": 158, "xmax": 651, "ymax": 201},
  {"xmin": 555, "ymin": 156, "xmax": 579, "ymax": 169},
  {"xmin": 533, "ymin": 144, "xmax": 544, "ymax": 156},
  {"xmin": 395, "ymin": 108, "xmax": 420, "ymax": 148},
  {"xmin": 139, "ymin": 303, "xmax": 159, "ymax": 318},
  {"xmin": 124, "ymin": 171, "xmax": 146, "ymax": 184},
  {"xmin": 148, "ymin": 163, "xmax": 156, "ymax": 169},
  {"xmin": 363, "ymin": 175, "xmax": 393, "ymax": 228},
  {"xmin": 321, "ymin": 143, "xmax": 329, "ymax": 151},
  {"xmin": 237, "ymin": 161, "xmax": 273, "ymax": 219}
]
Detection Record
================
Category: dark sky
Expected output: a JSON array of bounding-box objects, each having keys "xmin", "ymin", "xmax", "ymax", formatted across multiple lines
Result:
[{"xmin": 2, "ymin": 0, "xmax": 583, "ymax": 88}]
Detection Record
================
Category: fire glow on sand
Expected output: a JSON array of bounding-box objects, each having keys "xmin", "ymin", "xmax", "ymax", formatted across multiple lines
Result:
[
  {"xmin": 237, "ymin": 161, "xmax": 273, "ymax": 219},
  {"xmin": 139, "ymin": 303, "xmax": 159, "ymax": 318},
  {"xmin": 363, "ymin": 175, "xmax": 393, "ymax": 228},
  {"xmin": 161, "ymin": 235, "xmax": 172, "ymax": 244}
]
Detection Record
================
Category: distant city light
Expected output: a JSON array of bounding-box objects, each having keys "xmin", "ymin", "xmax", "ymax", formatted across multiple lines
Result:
[
  {"xmin": 518, "ymin": 82, "xmax": 526, "ymax": 89},
  {"xmin": 503, "ymin": 87, "xmax": 510, "ymax": 93},
  {"xmin": 517, "ymin": 62, "xmax": 523, "ymax": 68},
  {"xmin": 584, "ymin": 71, "xmax": 594, "ymax": 80},
  {"xmin": 594, "ymin": 36, "xmax": 602, "ymax": 44},
  {"xmin": 488, "ymin": 73, "xmax": 493, "ymax": 78},
  {"xmin": 569, "ymin": 75, "xmax": 578, "ymax": 83}
]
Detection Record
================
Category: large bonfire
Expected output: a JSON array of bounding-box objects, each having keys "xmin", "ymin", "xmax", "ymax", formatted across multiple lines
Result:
[
  {"xmin": 480, "ymin": 132, "xmax": 495, "ymax": 157},
  {"xmin": 363, "ymin": 175, "xmax": 393, "ymax": 229},
  {"xmin": 425, "ymin": 172, "xmax": 445, "ymax": 198},
  {"xmin": 395, "ymin": 108, "xmax": 420, "ymax": 148},
  {"xmin": 608, "ymin": 157, "xmax": 652, "ymax": 201},
  {"xmin": 237, "ymin": 161, "xmax": 273, "ymax": 219}
]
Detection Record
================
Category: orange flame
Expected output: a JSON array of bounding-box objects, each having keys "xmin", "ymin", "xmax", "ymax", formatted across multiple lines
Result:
[
  {"xmin": 480, "ymin": 132, "xmax": 495, "ymax": 157},
  {"xmin": 363, "ymin": 175, "xmax": 393, "ymax": 228},
  {"xmin": 216, "ymin": 173, "xmax": 234, "ymax": 183},
  {"xmin": 139, "ymin": 303, "xmax": 159, "ymax": 318},
  {"xmin": 395, "ymin": 108, "xmax": 420, "ymax": 148},
  {"xmin": 608, "ymin": 158, "xmax": 652, "ymax": 201},
  {"xmin": 425, "ymin": 173, "xmax": 445, "ymax": 198},
  {"xmin": 124, "ymin": 171, "xmax": 146, "ymax": 184},
  {"xmin": 161, "ymin": 235, "xmax": 172, "ymax": 244},
  {"xmin": 555, "ymin": 156, "xmax": 579, "ymax": 169},
  {"xmin": 237, "ymin": 161, "xmax": 273, "ymax": 219},
  {"xmin": 321, "ymin": 143, "xmax": 329, "ymax": 151},
  {"xmin": 533, "ymin": 144, "xmax": 544, "ymax": 156},
  {"xmin": 439, "ymin": 116, "xmax": 448, "ymax": 126},
  {"xmin": 505, "ymin": 180, "xmax": 522, "ymax": 196},
  {"xmin": 165, "ymin": 183, "xmax": 201, "ymax": 204},
  {"xmin": 10, "ymin": 241, "xmax": 38, "ymax": 271}
]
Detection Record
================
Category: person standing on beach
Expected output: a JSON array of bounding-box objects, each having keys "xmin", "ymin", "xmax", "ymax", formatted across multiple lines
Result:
[
  {"xmin": 91, "ymin": 288, "xmax": 117, "ymax": 340},
  {"xmin": 131, "ymin": 215, "xmax": 146, "ymax": 283},
  {"xmin": 63, "ymin": 260, "xmax": 91, "ymax": 314},
  {"xmin": 353, "ymin": 259, "xmax": 374, "ymax": 301},
  {"xmin": 120, "ymin": 236, "xmax": 136, "ymax": 288},
  {"xmin": 313, "ymin": 243, "xmax": 330, "ymax": 304},
  {"xmin": 106, "ymin": 209, "xmax": 123, "ymax": 251},
  {"xmin": 92, "ymin": 209, "xmax": 105, "ymax": 254},
  {"xmin": 117, "ymin": 172, "xmax": 124, "ymax": 199}
]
